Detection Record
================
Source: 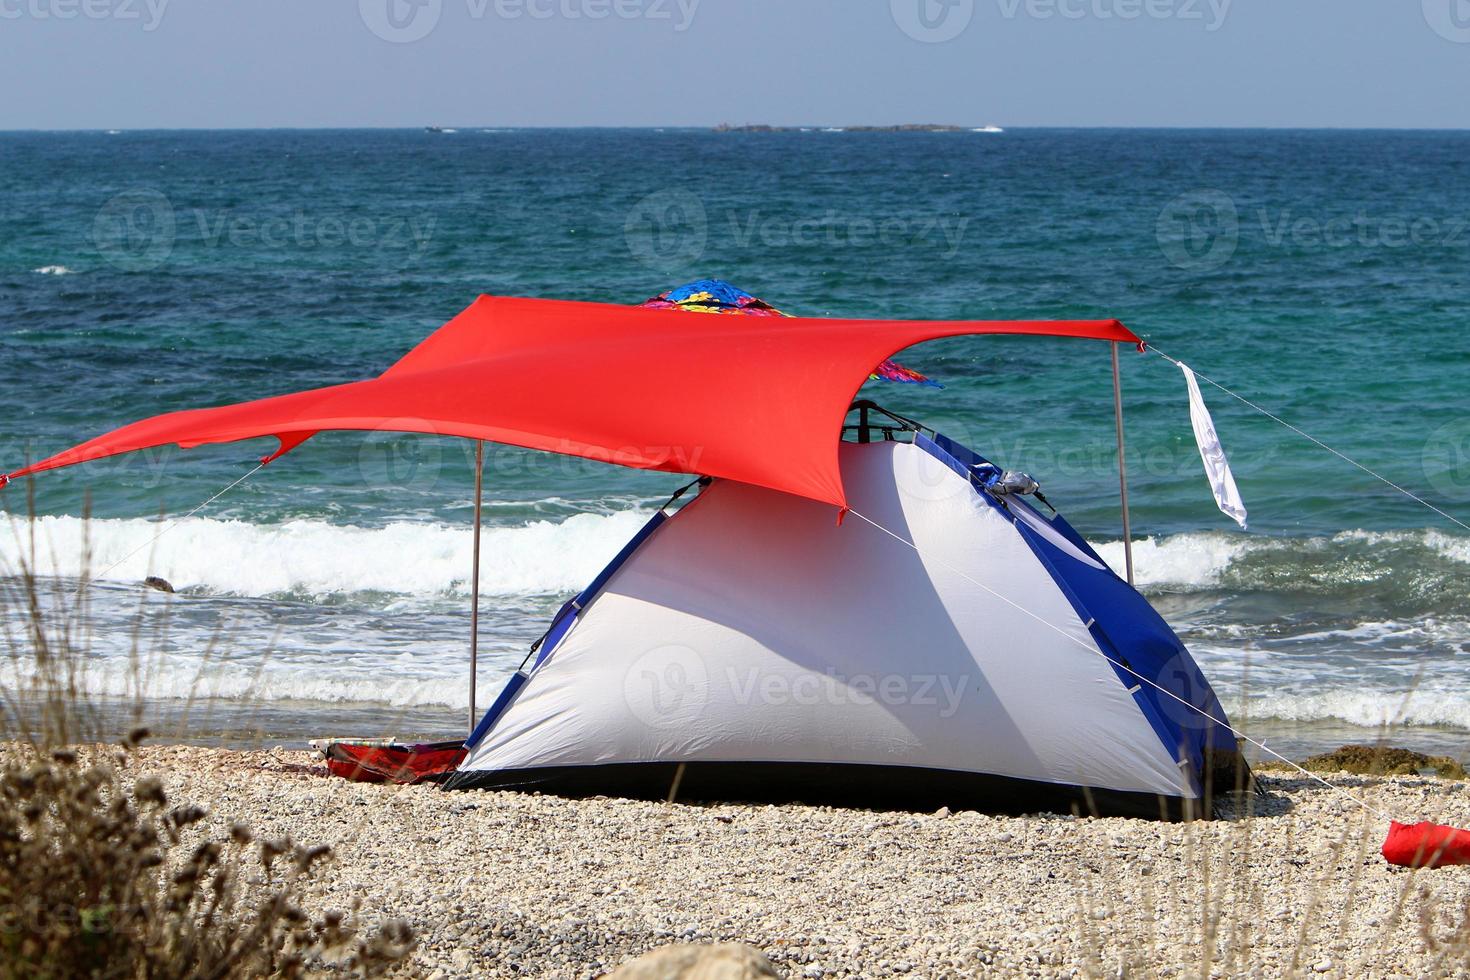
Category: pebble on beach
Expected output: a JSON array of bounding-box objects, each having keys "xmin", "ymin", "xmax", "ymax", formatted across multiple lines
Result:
[{"xmin": 118, "ymin": 745, "xmax": 1470, "ymax": 978}]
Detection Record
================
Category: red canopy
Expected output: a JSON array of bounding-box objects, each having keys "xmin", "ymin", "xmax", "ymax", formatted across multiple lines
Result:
[{"xmin": 2, "ymin": 295, "xmax": 1140, "ymax": 510}]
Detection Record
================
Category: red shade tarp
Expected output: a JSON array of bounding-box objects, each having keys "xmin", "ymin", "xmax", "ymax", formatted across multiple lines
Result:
[{"xmin": 2, "ymin": 295, "xmax": 1140, "ymax": 510}]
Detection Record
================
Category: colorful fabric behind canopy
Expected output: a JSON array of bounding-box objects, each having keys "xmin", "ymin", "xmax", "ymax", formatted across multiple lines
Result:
[
  {"xmin": 642, "ymin": 279, "xmax": 943, "ymax": 387},
  {"xmin": 2, "ymin": 295, "xmax": 1140, "ymax": 510}
]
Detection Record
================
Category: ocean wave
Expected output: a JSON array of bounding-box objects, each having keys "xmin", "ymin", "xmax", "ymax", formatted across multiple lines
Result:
[
  {"xmin": 1092, "ymin": 532, "xmax": 1248, "ymax": 589},
  {"xmin": 1334, "ymin": 528, "xmax": 1470, "ymax": 565},
  {"xmin": 4, "ymin": 515, "xmax": 1467, "ymax": 605},
  {"xmin": 2, "ymin": 511, "xmax": 652, "ymax": 599},
  {"xmin": 17, "ymin": 644, "xmax": 1470, "ymax": 727},
  {"xmin": 1094, "ymin": 528, "xmax": 1470, "ymax": 604},
  {"xmin": 0, "ymin": 656, "xmax": 477, "ymax": 710},
  {"xmin": 1240, "ymin": 689, "xmax": 1470, "ymax": 732}
]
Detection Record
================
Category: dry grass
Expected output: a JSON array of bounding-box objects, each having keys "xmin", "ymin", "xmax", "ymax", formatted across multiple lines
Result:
[
  {"xmin": 0, "ymin": 505, "xmax": 416, "ymax": 978},
  {"xmin": 1064, "ymin": 779, "xmax": 1470, "ymax": 978}
]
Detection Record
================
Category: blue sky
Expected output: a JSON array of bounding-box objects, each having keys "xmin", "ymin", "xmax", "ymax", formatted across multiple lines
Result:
[{"xmin": 1, "ymin": 0, "xmax": 1467, "ymax": 129}]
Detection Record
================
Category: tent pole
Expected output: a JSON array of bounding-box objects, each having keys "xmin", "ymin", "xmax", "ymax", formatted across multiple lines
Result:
[
  {"xmin": 469, "ymin": 440, "xmax": 485, "ymax": 736},
  {"xmin": 1111, "ymin": 343, "xmax": 1135, "ymax": 586}
]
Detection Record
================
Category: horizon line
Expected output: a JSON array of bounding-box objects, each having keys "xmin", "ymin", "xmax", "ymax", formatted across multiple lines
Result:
[{"xmin": 3, "ymin": 124, "xmax": 1470, "ymax": 133}]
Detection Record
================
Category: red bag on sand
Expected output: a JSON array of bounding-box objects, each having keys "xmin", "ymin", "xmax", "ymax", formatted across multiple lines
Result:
[
  {"xmin": 1382, "ymin": 821, "xmax": 1470, "ymax": 869},
  {"xmin": 324, "ymin": 742, "xmax": 467, "ymax": 785}
]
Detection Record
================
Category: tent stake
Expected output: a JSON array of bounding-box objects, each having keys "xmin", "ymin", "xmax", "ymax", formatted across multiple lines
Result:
[
  {"xmin": 469, "ymin": 440, "xmax": 485, "ymax": 736},
  {"xmin": 1111, "ymin": 343, "xmax": 1135, "ymax": 586}
]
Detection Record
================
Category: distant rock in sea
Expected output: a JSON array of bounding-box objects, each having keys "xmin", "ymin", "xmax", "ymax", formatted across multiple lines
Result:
[{"xmin": 714, "ymin": 123, "xmax": 976, "ymax": 133}]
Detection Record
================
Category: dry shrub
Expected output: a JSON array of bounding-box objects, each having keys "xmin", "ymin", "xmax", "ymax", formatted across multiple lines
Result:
[{"xmin": 0, "ymin": 504, "xmax": 415, "ymax": 978}]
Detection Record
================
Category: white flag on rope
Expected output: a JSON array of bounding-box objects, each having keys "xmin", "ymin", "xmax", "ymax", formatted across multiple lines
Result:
[{"xmin": 1180, "ymin": 364, "xmax": 1248, "ymax": 529}]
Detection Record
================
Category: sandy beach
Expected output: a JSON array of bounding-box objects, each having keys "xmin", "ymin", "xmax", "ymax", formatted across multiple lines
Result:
[{"xmin": 106, "ymin": 745, "xmax": 1470, "ymax": 978}]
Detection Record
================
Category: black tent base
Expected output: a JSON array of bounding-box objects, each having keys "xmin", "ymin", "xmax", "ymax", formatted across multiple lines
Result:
[{"xmin": 443, "ymin": 759, "xmax": 1253, "ymax": 821}]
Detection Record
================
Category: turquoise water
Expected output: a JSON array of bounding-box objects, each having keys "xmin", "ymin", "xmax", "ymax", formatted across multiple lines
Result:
[{"xmin": 1, "ymin": 129, "xmax": 1467, "ymax": 756}]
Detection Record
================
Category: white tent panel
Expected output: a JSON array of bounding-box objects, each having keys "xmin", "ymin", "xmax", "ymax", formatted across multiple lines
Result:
[{"xmin": 461, "ymin": 441, "xmax": 1190, "ymax": 799}]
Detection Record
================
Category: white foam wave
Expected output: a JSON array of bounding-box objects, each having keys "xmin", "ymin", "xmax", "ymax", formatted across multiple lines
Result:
[
  {"xmin": 32, "ymin": 265, "xmax": 76, "ymax": 275},
  {"xmin": 7, "ymin": 518, "xmax": 1466, "ymax": 601},
  {"xmin": 1241, "ymin": 689, "xmax": 1470, "ymax": 732},
  {"xmin": 0, "ymin": 655, "xmax": 478, "ymax": 710},
  {"xmin": 1087, "ymin": 527, "xmax": 1470, "ymax": 590},
  {"xmin": 1091, "ymin": 532, "xmax": 1248, "ymax": 588},
  {"xmin": 1332, "ymin": 528, "xmax": 1470, "ymax": 562},
  {"xmin": 2, "ymin": 511, "xmax": 653, "ymax": 599}
]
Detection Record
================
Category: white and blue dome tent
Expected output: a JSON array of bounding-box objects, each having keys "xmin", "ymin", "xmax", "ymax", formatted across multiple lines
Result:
[{"xmin": 448, "ymin": 409, "xmax": 1244, "ymax": 819}]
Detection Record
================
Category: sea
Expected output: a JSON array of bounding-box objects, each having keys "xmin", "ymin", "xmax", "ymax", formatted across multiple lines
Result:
[{"xmin": 1, "ymin": 128, "xmax": 1467, "ymax": 760}]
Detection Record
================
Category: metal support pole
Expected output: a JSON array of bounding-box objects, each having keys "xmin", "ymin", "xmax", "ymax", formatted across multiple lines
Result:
[
  {"xmin": 469, "ymin": 440, "xmax": 485, "ymax": 736},
  {"xmin": 1111, "ymin": 343, "xmax": 1135, "ymax": 586}
]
